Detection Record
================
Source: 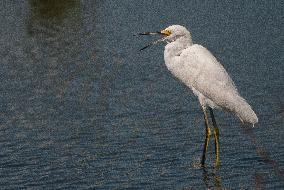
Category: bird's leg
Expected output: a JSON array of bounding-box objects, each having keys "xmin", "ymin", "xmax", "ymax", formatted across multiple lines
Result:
[
  {"xmin": 208, "ymin": 107, "xmax": 220, "ymax": 168},
  {"xmin": 201, "ymin": 106, "xmax": 211, "ymax": 166}
]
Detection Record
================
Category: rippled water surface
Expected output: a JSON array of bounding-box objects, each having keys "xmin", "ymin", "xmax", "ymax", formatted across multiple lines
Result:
[{"xmin": 1, "ymin": 0, "xmax": 283, "ymax": 189}]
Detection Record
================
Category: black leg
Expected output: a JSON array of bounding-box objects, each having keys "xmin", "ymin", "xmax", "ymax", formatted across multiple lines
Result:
[
  {"xmin": 208, "ymin": 107, "xmax": 220, "ymax": 168},
  {"xmin": 201, "ymin": 106, "xmax": 211, "ymax": 166}
]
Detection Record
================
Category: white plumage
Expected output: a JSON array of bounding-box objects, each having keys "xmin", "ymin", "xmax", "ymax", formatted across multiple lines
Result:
[{"xmin": 162, "ymin": 25, "xmax": 258, "ymax": 125}]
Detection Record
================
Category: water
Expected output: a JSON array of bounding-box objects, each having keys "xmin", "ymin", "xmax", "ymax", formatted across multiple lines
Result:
[{"xmin": 0, "ymin": 0, "xmax": 283, "ymax": 189}]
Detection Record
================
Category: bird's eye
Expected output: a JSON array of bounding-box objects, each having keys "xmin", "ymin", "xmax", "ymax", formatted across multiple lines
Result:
[{"xmin": 160, "ymin": 29, "xmax": 172, "ymax": 36}]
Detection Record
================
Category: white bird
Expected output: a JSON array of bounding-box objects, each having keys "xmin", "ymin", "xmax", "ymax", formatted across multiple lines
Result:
[{"xmin": 138, "ymin": 25, "xmax": 258, "ymax": 167}]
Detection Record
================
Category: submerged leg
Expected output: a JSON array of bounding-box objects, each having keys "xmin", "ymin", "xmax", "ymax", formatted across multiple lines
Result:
[
  {"xmin": 201, "ymin": 106, "xmax": 211, "ymax": 166},
  {"xmin": 208, "ymin": 107, "xmax": 220, "ymax": 168}
]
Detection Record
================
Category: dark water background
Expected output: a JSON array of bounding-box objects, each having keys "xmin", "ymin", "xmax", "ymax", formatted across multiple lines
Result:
[{"xmin": 0, "ymin": 0, "xmax": 283, "ymax": 189}]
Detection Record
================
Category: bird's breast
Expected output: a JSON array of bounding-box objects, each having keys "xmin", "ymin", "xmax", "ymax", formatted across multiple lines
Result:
[{"xmin": 164, "ymin": 49, "xmax": 198, "ymax": 87}]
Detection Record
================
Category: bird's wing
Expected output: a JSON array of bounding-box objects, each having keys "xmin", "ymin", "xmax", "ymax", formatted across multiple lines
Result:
[
  {"xmin": 177, "ymin": 44, "xmax": 240, "ymax": 107},
  {"xmin": 168, "ymin": 44, "xmax": 257, "ymax": 124}
]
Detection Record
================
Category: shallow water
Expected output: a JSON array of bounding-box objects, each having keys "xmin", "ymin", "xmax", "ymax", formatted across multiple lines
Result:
[{"xmin": 0, "ymin": 0, "xmax": 283, "ymax": 189}]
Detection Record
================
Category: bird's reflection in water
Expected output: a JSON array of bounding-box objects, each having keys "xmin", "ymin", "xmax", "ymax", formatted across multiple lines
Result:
[
  {"xmin": 191, "ymin": 158, "xmax": 222, "ymax": 189},
  {"xmin": 202, "ymin": 167, "xmax": 222, "ymax": 189}
]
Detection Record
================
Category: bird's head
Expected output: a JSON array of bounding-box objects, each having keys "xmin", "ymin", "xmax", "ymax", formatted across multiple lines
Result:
[
  {"xmin": 161, "ymin": 25, "xmax": 191, "ymax": 42},
  {"xmin": 137, "ymin": 25, "xmax": 192, "ymax": 50}
]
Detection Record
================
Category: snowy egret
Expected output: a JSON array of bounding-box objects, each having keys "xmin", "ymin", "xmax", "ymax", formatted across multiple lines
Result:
[{"xmin": 138, "ymin": 25, "xmax": 258, "ymax": 167}]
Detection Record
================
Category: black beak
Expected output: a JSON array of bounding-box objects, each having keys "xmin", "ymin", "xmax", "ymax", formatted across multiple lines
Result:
[
  {"xmin": 135, "ymin": 31, "xmax": 162, "ymax": 36},
  {"xmin": 135, "ymin": 31, "xmax": 166, "ymax": 51}
]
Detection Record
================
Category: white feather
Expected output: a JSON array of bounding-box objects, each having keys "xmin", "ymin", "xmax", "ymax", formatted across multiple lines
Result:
[{"xmin": 163, "ymin": 25, "xmax": 258, "ymax": 125}]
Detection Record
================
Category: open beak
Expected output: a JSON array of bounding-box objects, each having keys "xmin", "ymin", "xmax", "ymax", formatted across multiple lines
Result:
[
  {"xmin": 136, "ymin": 31, "xmax": 162, "ymax": 36},
  {"xmin": 136, "ymin": 30, "xmax": 170, "ymax": 51}
]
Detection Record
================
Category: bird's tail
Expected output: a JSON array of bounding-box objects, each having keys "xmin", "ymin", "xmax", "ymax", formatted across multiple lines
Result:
[{"xmin": 232, "ymin": 95, "xmax": 258, "ymax": 125}]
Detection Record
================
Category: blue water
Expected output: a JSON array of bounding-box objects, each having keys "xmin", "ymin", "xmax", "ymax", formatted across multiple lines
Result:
[{"xmin": 0, "ymin": 0, "xmax": 283, "ymax": 189}]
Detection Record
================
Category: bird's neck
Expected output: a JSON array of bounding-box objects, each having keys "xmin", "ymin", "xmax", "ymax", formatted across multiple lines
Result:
[{"xmin": 164, "ymin": 36, "xmax": 192, "ymax": 59}]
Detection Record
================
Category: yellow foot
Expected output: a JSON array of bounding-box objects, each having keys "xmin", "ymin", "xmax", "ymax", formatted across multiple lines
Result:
[{"xmin": 214, "ymin": 159, "xmax": 221, "ymax": 169}]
